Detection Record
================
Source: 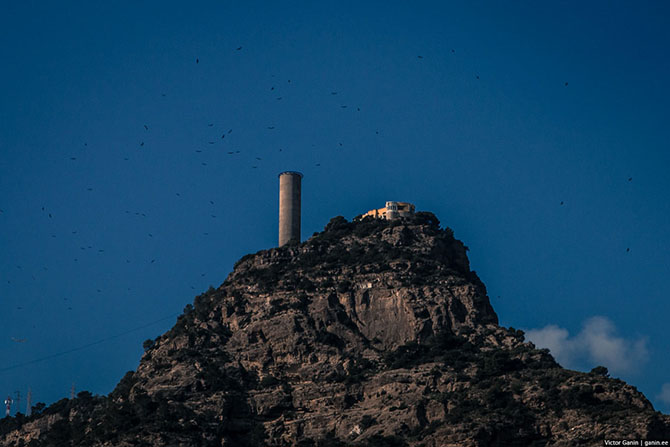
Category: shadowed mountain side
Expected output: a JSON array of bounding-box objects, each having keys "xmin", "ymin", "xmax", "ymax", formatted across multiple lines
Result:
[{"xmin": 1, "ymin": 212, "xmax": 668, "ymax": 446}]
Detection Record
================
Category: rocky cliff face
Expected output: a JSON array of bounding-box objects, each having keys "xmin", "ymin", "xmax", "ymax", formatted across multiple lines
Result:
[{"xmin": 1, "ymin": 212, "xmax": 668, "ymax": 446}]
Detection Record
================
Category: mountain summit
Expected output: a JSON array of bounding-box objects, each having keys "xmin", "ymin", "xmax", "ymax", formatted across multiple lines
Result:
[{"xmin": 2, "ymin": 212, "xmax": 668, "ymax": 446}]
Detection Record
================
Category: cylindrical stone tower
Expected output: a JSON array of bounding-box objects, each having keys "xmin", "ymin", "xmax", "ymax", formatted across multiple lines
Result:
[{"xmin": 278, "ymin": 171, "xmax": 303, "ymax": 246}]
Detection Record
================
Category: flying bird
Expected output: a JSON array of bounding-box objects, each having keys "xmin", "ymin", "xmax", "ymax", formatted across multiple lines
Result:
[
  {"xmin": 417, "ymin": 55, "xmax": 423, "ymax": 59},
  {"xmin": 268, "ymin": 126, "xmax": 275, "ymax": 129},
  {"xmin": 560, "ymin": 201, "xmax": 564, "ymax": 205},
  {"xmin": 196, "ymin": 58, "xmax": 199, "ymax": 64},
  {"xmin": 236, "ymin": 46, "xmax": 242, "ymax": 51},
  {"xmin": 140, "ymin": 142, "xmax": 144, "ymax": 147},
  {"xmin": 11, "ymin": 337, "xmax": 26, "ymax": 343},
  {"xmin": 626, "ymin": 248, "xmax": 630, "ymax": 252},
  {"xmin": 144, "ymin": 124, "xmax": 148, "ymax": 130},
  {"xmin": 628, "ymin": 177, "xmax": 632, "ymax": 182},
  {"xmin": 564, "ymin": 82, "xmax": 568, "ymax": 86},
  {"xmin": 208, "ymin": 123, "xmax": 213, "ymax": 127}
]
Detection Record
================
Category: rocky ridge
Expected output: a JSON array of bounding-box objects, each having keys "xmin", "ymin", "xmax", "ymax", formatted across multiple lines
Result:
[{"xmin": 1, "ymin": 212, "xmax": 668, "ymax": 446}]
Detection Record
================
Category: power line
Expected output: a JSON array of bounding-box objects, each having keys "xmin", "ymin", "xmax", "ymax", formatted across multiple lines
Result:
[{"xmin": 0, "ymin": 313, "xmax": 178, "ymax": 373}]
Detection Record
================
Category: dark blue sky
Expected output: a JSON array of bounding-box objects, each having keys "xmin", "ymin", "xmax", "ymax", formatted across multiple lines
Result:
[{"xmin": 1, "ymin": 1, "xmax": 669, "ymax": 413}]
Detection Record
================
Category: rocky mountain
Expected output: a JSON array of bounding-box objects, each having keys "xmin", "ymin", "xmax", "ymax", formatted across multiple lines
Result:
[{"xmin": 1, "ymin": 212, "xmax": 668, "ymax": 446}]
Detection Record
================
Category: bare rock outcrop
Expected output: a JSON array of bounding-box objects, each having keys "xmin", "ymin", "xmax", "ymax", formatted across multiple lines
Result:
[{"xmin": 1, "ymin": 212, "xmax": 668, "ymax": 446}]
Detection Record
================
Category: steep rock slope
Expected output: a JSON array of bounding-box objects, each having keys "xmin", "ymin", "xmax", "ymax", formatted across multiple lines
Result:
[{"xmin": 1, "ymin": 212, "xmax": 668, "ymax": 446}]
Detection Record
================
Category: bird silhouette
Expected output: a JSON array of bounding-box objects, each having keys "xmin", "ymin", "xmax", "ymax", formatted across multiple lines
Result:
[
  {"xmin": 268, "ymin": 126, "xmax": 275, "ymax": 129},
  {"xmin": 560, "ymin": 201, "xmax": 564, "ymax": 205},
  {"xmin": 140, "ymin": 142, "xmax": 144, "ymax": 147},
  {"xmin": 628, "ymin": 177, "xmax": 632, "ymax": 182},
  {"xmin": 417, "ymin": 55, "xmax": 423, "ymax": 59},
  {"xmin": 144, "ymin": 124, "xmax": 148, "ymax": 130},
  {"xmin": 208, "ymin": 123, "xmax": 213, "ymax": 127},
  {"xmin": 236, "ymin": 46, "xmax": 242, "ymax": 51},
  {"xmin": 196, "ymin": 58, "xmax": 199, "ymax": 64},
  {"xmin": 564, "ymin": 82, "xmax": 568, "ymax": 86},
  {"xmin": 626, "ymin": 248, "xmax": 630, "ymax": 252}
]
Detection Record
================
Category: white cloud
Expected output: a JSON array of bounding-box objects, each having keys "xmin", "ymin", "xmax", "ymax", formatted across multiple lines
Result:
[
  {"xmin": 657, "ymin": 384, "xmax": 670, "ymax": 406},
  {"xmin": 524, "ymin": 316, "xmax": 648, "ymax": 374}
]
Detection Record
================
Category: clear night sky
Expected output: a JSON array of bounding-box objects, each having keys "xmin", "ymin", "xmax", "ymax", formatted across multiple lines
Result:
[{"xmin": 1, "ymin": 1, "xmax": 669, "ymax": 414}]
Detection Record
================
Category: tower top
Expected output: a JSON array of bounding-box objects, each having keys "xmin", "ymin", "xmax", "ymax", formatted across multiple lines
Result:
[{"xmin": 278, "ymin": 171, "xmax": 303, "ymax": 178}]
